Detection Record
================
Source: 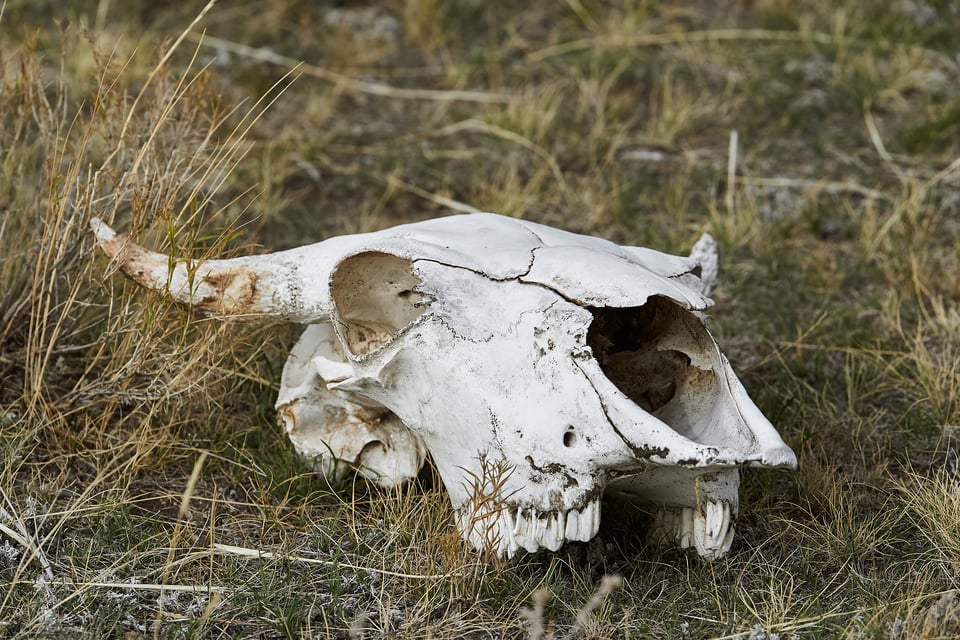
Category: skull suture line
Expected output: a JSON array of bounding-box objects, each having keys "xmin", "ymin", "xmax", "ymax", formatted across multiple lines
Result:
[{"xmin": 92, "ymin": 213, "xmax": 796, "ymax": 559}]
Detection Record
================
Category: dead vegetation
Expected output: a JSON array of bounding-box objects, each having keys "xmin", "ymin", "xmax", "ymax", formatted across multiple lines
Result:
[{"xmin": 1, "ymin": 1, "xmax": 959, "ymax": 638}]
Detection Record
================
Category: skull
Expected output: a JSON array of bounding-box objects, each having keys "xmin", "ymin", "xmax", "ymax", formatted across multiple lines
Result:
[{"xmin": 93, "ymin": 213, "xmax": 796, "ymax": 559}]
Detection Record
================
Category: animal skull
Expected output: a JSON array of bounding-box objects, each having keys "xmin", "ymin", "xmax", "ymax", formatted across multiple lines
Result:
[{"xmin": 92, "ymin": 213, "xmax": 796, "ymax": 559}]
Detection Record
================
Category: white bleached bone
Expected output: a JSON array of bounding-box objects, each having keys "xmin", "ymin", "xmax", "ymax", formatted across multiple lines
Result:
[{"xmin": 93, "ymin": 212, "xmax": 796, "ymax": 559}]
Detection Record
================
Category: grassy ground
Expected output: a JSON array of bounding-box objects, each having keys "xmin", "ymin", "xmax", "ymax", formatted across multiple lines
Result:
[{"xmin": 1, "ymin": 1, "xmax": 959, "ymax": 637}]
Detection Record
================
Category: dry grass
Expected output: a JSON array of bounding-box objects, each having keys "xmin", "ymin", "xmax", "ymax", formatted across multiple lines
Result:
[{"xmin": 1, "ymin": 1, "xmax": 959, "ymax": 638}]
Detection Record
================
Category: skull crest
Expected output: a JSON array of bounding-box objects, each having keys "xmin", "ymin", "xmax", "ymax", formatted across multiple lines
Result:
[{"xmin": 93, "ymin": 213, "xmax": 796, "ymax": 559}]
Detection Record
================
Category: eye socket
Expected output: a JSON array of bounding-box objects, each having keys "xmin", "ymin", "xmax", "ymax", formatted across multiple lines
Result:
[
  {"xmin": 330, "ymin": 252, "xmax": 429, "ymax": 356},
  {"xmin": 587, "ymin": 297, "xmax": 691, "ymax": 413},
  {"xmin": 563, "ymin": 427, "xmax": 577, "ymax": 447},
  {"xmin": 586, "ymin": 296, "xmax": 734, "ymax": 448}
]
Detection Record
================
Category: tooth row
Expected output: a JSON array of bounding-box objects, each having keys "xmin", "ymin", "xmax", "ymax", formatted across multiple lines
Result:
[
  {"xmin": 672, "ymin": 500, "xmax": 736, "ymax": 560},
  {"xmin": 455, "ymin": 500, "xmax": 602, "ymax": 559},
  {"xmin": 457, "ymin": 498, "xmax": 736, "ymax": 559}
]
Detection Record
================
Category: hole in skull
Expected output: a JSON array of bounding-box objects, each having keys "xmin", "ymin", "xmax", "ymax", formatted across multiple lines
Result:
[
  {"xmin": 563, "ymin": 427, "xmax": 577, "ymax": 447},
  {"xmin": 588, "ymin": 297, "xmax": 749, "ymax": 450},
  {"xmin": 331, "ymin": 252, "xmax": 429, "ymax": 356},
  {"xmin": 359, "ymin": 439, "xmax": 388, "ymax": 462},
  {"xmin": 587, "ymin": 297, "xmax": 694, "ymax": 413}
]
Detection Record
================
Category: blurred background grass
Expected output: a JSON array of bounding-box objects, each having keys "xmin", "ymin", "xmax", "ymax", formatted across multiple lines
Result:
[{"xmin": 1, "ymin": 1, "xmax": 959, "ymax": 638}]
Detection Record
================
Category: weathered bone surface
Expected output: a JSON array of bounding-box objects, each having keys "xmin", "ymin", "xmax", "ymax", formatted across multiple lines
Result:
[{"xmin": 92, "ymin": 213, "xmax": 796, "ymax": 559}]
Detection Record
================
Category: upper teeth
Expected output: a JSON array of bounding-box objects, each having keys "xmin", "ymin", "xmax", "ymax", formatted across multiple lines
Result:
[
  {"xmin": 455, "ymin": 500, "xmax": 602, "ymax": 558},
  {"xmin": 456, "ymin": 498, "xmax": 737, "ymax": 559},
  {"xmin": 654, "ymin": 500, "xmax": 736, "ymax": 560}
]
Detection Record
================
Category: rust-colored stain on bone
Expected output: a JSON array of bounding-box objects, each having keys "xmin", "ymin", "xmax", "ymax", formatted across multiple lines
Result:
[
  {"xmin": 100, "ymin": 234, "xmax": 164, "ymax": 292},
  {"xmin": 200, "ymin": 269, "xmax": 259, "ymax": 315},
  {"xmin": 101, "ymin": 232, "xmax": 260, "ymax": 316}
]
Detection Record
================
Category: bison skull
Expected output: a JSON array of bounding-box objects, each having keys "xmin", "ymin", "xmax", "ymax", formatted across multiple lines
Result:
[{"xmin": 92, "ymin": 213, "xmax": 796, "ymax": 559}]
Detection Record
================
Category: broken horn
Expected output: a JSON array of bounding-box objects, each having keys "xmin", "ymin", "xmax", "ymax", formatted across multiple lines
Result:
[{"xmin": 90, "ymin": 217, "xmax": 340, "ymax": 322}]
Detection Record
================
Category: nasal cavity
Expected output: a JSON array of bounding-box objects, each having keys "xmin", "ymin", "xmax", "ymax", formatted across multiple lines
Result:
[{"xmin": 586, "ymin": 297, "xmax": 690, "ymax": 413}]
